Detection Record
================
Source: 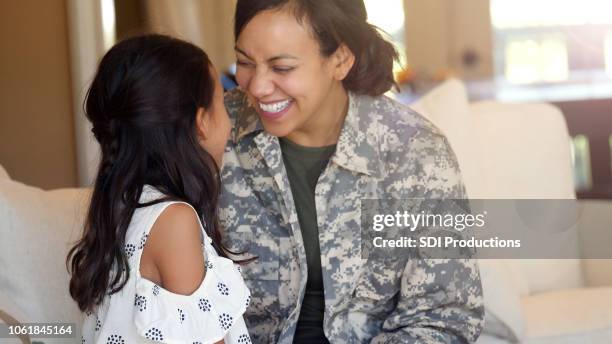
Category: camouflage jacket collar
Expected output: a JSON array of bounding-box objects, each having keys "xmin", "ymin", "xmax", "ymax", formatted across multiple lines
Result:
[
  {"xmin": 233, "ymin": 91, "xmax": 263, "ymax": 142},
  {"xmin": 233, "ymin": 91, "xmax": 384, "ymax": 178}
]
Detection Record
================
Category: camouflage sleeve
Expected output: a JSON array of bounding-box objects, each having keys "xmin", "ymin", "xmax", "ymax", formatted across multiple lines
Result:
[
  {"xmin": 371, "ymin": 258, "xmax": 484, "ymax": 344},
  {"xmin": 371, "ymin": 130, "xmax": 485, "ymax": 343}
]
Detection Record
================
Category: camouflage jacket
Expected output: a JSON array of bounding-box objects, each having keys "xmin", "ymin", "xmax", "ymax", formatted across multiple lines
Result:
[{"xmin": 219, "ymin": 89, "xmax": 484, "ymax": 344}]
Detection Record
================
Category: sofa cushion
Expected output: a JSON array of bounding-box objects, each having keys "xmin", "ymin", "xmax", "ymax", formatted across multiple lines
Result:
[
  {"xmin": 522, "ymin": 287, "xmax": 612, "ymax": 344},
  {"xmin": 0, "ymin": 177, "xmax": 90, "ymax": 339},
  {"xmin": 414, "ymin": 82, "xmax": 582, "ymax": 294},
  {"xmin": 582, "ymin": 258, "xmax": 612, "ymax": 288},
  {"xmin": 468, "ymin": 101, "xmax": 575, "ymax": 199},
  {"xmin": 511, "ymin": 259, "xmax": 583, "ymax": 295}
]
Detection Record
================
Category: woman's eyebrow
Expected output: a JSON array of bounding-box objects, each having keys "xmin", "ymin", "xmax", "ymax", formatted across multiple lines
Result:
[
  {"xmin": 235, "ymin": 47, "xmax": 298, "ymax": 62},
  {"xmin": 235, "ymin": 46, "xmax": 251, "ymax": 58},
  {"xmin": 267, "ymin": 54, "xmax": 298, "ymax": 62}
]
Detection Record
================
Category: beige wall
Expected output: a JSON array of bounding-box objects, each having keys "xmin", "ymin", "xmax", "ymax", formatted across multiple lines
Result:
[
  {"xmin": 404, "ymin": 0, "xmax": 494, "ymax": 80},
  {"xmin": 144, "ymin": 0, "xmax": 237, "ymax": 71},
  {"xmin": 0, "ymin": 0, "xmax": 77, "ymax": 189}
]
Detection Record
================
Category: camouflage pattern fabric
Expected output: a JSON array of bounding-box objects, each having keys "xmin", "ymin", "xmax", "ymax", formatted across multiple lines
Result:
[{"xmin": 219, "ymin": 88, "xmax": 484, "ymax": 343}]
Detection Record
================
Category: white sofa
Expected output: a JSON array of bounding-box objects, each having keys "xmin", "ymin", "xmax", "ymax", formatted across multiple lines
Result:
[
  {"xmin": 0, "ymin": 164, "xmax": 89, "ymax": 343},
  {"xmin": 1, "ymin": 81, "xmax": 611, "ymax": 343},
  {"xmin": 411, "ymin": 80, "xmax": 612, "ymax": 344}
]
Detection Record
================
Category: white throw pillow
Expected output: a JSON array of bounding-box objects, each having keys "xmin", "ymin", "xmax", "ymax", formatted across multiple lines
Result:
[
  {"xmin": 469, "ymin": 101, "xmax": 582, "ymax": 293},
  {"xmin": 0, "ymin": 177, "xmax": 90, "ymax": 342},
  {"xmin": 412, "ymin": 81, "xmax": 525, "ymax": 341},
  {"xmin": 411, "ymin": 79, "xmax": 482, "ymax": 200},
  {"xmin": 468, "ymin": 101, "xmax": 575, "ymax": 200}
]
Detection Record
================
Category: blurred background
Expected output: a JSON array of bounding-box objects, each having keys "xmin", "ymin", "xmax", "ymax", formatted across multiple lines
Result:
[
  {"xmin": 2, "ymin": 4, "xmax": 612, "ymax": 342},
  {"xmin": 1, "ymin": 0, "xmax": 611, "ymax": 199}
]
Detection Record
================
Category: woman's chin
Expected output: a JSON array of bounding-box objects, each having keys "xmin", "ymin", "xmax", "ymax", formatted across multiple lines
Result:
[
  {"xmin": 257, "ymin": 109, "xmax": 297, "ymax": 138},
  {"xmin": 259, "ymin": 120, "xmax": 295, "ymax": 138}
]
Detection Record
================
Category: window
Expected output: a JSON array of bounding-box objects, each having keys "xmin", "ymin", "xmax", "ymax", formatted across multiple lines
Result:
[
  {"xmin": 571, "ymin": 135, "xmax": 593, "ymax": 192},
  {"xmin": 364, "ymin": 0, "xmax": 407, "ymax": 74},
  {"xmin": 609, "ymin": 135, "xmax": 612, "ymax": 176},
  {"xmin": 101, "ymin": 0, "xmax": 116, "ymax": 49},
  {"xmin": 606, "ymin": 32, "xmax": 612, "ymax": 77},
  {"xmin": 504, "ymin": 35, "xmax": 568, "ymax": 84},
  {"xmin": 491, "ymin": 0, "xmax": 612, "ymax": 87}
]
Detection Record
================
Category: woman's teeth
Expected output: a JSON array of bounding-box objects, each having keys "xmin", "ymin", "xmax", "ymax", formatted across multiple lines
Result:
[{"xmin": 259, "ymin": 99, "xmax": 292, "ymax": 113}]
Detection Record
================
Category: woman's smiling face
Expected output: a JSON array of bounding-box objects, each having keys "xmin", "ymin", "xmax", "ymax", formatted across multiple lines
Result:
[{"xmin": 234, "ymin": 7, "xmax": 353, "ymax": 145}]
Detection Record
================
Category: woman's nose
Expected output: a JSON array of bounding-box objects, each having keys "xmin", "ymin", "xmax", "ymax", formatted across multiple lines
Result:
[{"xmin": 248, "ymin": 69, "xmax": 274, "ymax": 99}]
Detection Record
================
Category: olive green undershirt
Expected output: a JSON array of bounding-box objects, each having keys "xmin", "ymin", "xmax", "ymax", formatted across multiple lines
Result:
[{"xmin": 279, "ymin": 137, "xmax": 336, "ymax": 344}]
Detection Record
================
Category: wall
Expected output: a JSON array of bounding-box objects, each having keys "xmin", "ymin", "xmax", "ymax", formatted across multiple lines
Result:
[
  {"xmin": 556, "ymin": 98, "xmax": 612, "ymax": 199},
  {"xmin": 404, "ymin": 0, "xmax": 494, "ymax": 80},
  {"xmin": 144, "ymin": 0, "xmax": 237, "ymax": 71},
  {"xmin": 0, "ymin": 0, "xmax": 77, "ymax": 189}
]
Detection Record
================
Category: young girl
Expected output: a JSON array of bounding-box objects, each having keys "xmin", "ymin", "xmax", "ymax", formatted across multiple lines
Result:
[{"xmin": 68, "ymin": 34, "xmax": 251, "ymax": 344}]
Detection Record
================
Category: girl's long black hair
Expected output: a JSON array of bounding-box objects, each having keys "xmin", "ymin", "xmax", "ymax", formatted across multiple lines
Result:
[{"xmin": 67, "ymin": 34, "xmax": 233, "ymax": 313}]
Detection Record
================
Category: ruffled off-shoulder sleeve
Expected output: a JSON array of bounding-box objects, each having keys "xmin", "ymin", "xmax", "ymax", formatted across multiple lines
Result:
[{"xmin": 133, "ymin": 245, "xmax": 251, "ymax": 344}]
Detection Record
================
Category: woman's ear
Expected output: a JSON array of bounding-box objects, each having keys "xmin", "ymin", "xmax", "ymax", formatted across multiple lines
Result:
[
  {"xmin": 332, "ymin": 43, "xmax": 356, "ymax": 81},
  {"xmin": 196, "ymin": 107, "xmax": 208, "ymax": 141}
]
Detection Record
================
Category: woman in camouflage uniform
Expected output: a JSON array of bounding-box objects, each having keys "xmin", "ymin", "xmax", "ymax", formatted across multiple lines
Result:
[{"xmin": 219, "ymin": 1, "xmax": 484, "ymax": 343}]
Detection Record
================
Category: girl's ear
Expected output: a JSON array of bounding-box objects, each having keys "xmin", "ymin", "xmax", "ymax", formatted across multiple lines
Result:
[
  {"xmin": 196, "ymin": 107, "xmax": 208, "ymax": 141},
  {"xmin": 332, "ymin": 43, "xmax": 356, "ymax": 81}
]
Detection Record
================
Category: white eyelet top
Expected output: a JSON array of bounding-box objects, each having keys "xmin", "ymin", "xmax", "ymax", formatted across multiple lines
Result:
[{"xmin": 81, "ymin": 185, "xmax": 252, "ymax": 344}]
